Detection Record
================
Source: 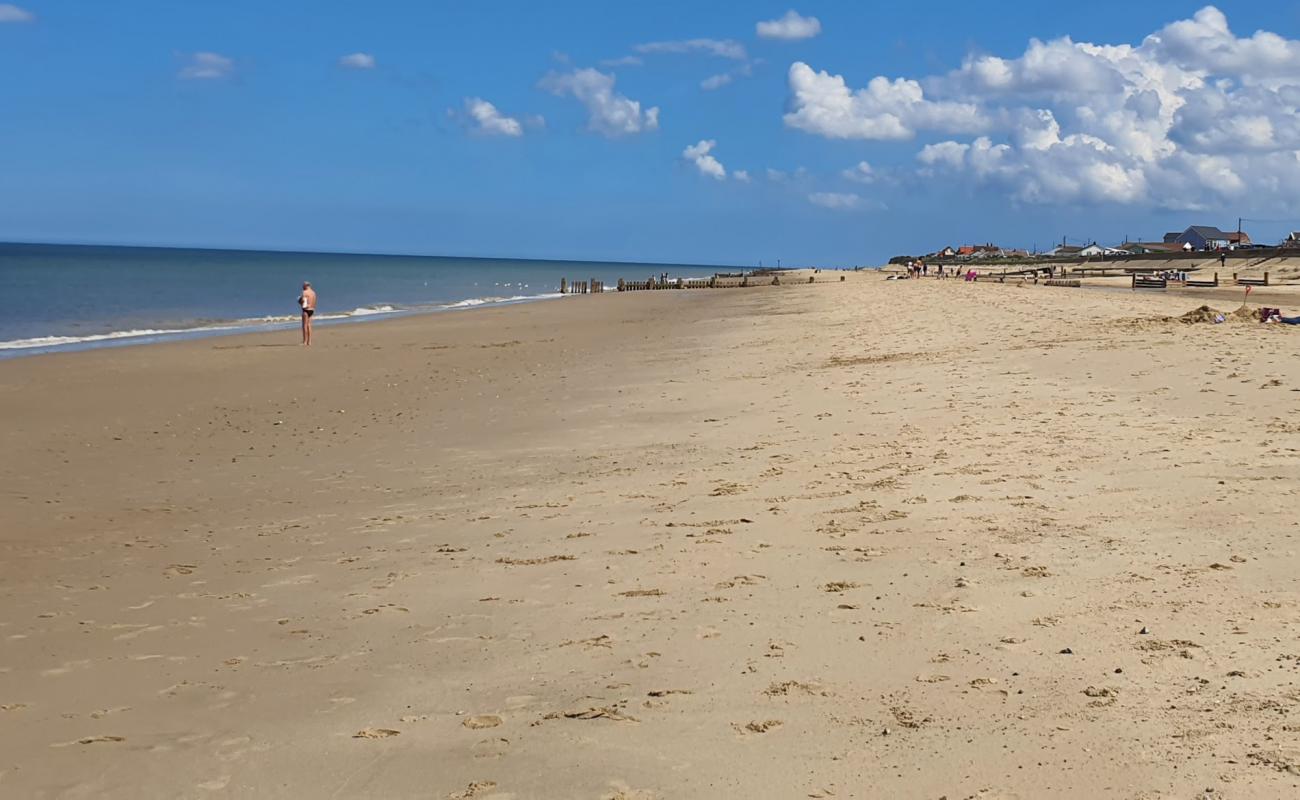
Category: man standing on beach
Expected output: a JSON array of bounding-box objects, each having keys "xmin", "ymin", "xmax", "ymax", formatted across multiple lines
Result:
[{"xmin": 299, "ymin": 281, "xmax": 317, "ymax": 346}]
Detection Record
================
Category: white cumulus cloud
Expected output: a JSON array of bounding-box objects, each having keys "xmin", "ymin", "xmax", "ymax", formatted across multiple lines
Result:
[
  {"xmin": 784, "ymin": 61, "xmax": 988, "ymax": 140},
  {"xmin": 540, "ymin": 68, "xmax": 659, "ymax": 137},
  {"xmin": 683, "ymin": 139, "xmax": 727, "ymax": 180},
  {"xmin": 808, "ymin": 192, "xmax": 862, "ymax": 210},
  {"xmin": 787, "ymin": 5, "xmax": 1300, "ymax": 209},
  {"xmin": 757, "ymin": 10, "xmax": 821, "ymax": 41},
  {"xmin": 917, "ymin": 141, "xmax": 970, "ymax": 168},
  {"xmin": 178, "ymin": 52, "xmax": 234, "ymax": 80},
  {"xmin": 464, "ymin": 98, "xmax": 525, "ymax": 137},
  {"xmin": 339, "ymin": 52, "xmax": 376, "ymax": 70},
  {"xmin": 734, "ymin": 169, "xmax": 752, "ymax": 182}
]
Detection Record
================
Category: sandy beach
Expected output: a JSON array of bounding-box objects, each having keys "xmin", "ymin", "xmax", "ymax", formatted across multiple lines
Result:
[{"xmin": 3, "ymin": 276, "xmax": 1300, "ymax": 798}]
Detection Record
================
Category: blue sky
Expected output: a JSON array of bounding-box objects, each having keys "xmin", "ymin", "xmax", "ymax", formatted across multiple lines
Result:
[{"xmin": 2, "ymin": 1, "xmax": 1299, "ymax": 265}]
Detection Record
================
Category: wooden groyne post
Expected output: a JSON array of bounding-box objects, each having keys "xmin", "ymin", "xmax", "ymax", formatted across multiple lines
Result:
[{"xmin": 1132, "ymin": 274, "xmax": 1167, "ymax": 290}]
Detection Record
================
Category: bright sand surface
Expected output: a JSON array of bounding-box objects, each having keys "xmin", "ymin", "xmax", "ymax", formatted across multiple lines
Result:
[{"xmin": 2, "ymin": 275, "xmax": 1299, "ymax": 798}]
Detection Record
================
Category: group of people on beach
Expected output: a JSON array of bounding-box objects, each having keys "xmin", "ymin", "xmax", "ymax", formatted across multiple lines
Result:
[{"xmin": 904, "ymin": 260, "xmax": 979, "ymax": 281}]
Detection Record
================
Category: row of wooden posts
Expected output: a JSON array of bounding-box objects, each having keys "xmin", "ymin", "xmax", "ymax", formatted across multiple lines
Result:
[
  {"xmin": 1130, "ymin": 272, "xmax": 1268, "ymax": 289},
  {"xmin": 558, "ymin": 278, "xmax": 605, "ymax": 294},
  {"xmin": 559, "ymin": 274, "xmax": 830, "ymax": 294}
]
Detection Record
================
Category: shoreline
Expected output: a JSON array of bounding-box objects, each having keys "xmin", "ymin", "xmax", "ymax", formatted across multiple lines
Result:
[
  {"xmin": 0, "ymin": 268, "xmax": 838, "ymax": 361},
  {"xmin": 3, "ymin": 276, "xmax": 1298, "ymax": 797},
  {"xmin": 0, "ymin": 291, "xmax": 566, "ymax": 360},
  {"xmin": 0, "ymin": 240, "xmax": 747, "ymax": 360}
]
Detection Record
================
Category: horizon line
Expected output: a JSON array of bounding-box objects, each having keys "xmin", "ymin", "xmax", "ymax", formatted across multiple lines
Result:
[{"xmin": 0, "ymin": 239, "xmax": 758, "ymax": 271}]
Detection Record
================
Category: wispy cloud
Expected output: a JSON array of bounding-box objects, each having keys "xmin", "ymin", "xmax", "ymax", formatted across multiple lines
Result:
[
  {"xmin": 0, "ymin": 4, "xmax": 33, "ymax": 23},
  {"xmin": 338, "ymin": 52, "xmax": 376, "ymax": 70},
  {"xmin": 701, "ymin": 61, "xmax": 755, "ymax": 91},
  {"xmin": 634, "ymin": 38, "xmax": 748, "ymax": 61},
  {"xmin": 600, "ymin": 55, "xmax": 643, "ymax": 68},
  {"xmin": 682, "ymin": 139, "xmax": 727, "ymax": 180},
  {"xmin": 463, "ymin": 97, "xmax": 526, "ymax": 137},
  {"xmin": 733, "ymin": 169, "xmax": 752, "ymax": 182},
  {"xmin": 700, "ymin": 73, "xmax": 735, "ymax": 91},
  {"xmin": 757, "ymin": 10, "xmax": 821, "ymax": 41},
  {"xmin": 841, "ymin": 161, "xmax": 876, "ymax": 183},
  {"xmin": 178, "ymin": 52, "xmax": 234, "ymax": 80},
  {"xmin": 808, "ymin": 191, "xmax": 863, "ymax": 210},
  {"xmin": 539, "ymin": 68, "xmax": 659, "ymax": 137}
]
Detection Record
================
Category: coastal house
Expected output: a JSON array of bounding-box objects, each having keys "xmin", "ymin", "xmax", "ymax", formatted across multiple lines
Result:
[
  {"xmin": 1162, "ymin": 226, "xmax": 1251, "ymax": 250},
  {"xmin": 1078, "ymin": 243, "xmax": 1106, "ymax": 256},
  {"xmin": 956, "ymin": 243, "xmax": 1002, "ymax": 260},
  {"xmin": 1047, "ymin": 244, "xmax": 1083, "ymax": 257},
  {"xmin": 1283, "ymin": 232, "xmax": 1300, "ymax": 248},
  {"xmin": 1120, "ymin": 241, "xmax": 1184, "ymax": 254},
  {"xmin": 933, "ymin": 246, "xmax": 957, "ymax": 258}
]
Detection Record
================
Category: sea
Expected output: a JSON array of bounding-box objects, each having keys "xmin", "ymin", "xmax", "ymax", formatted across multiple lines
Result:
[{"xmin": 0, "ymin": 243, "xmax": 730, "ymax": 358}]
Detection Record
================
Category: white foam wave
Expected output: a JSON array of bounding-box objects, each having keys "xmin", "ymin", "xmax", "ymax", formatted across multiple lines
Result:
[
  {"xmin": 0, "ymin": 294, "xmax": 563, "ymax": 353},
  {"xmin": 345, "ymin": 305, "xmax": 398, "ymax": 317},
  {"xmin": 0, "ymin": 324, "xmax": 251, "ymax": 350},
  {"xmin": 441, "ymin": 293, "xmax": 560, "ymax": 309}
]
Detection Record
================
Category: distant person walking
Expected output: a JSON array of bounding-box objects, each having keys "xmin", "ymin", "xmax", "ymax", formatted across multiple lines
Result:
[{"xmin": 299, "ymin": 281, "xmax": 317, "ymax": 346}]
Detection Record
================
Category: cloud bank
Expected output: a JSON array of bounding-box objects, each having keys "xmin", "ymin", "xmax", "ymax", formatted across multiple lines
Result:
[{"xmin": 785, "ymin": 5, "xmax": 1300, "ymax": 208}]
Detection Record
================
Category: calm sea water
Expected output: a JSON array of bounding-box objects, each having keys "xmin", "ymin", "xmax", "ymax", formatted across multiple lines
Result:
[{"xmin": 0, "ymin": 243, "xmax": 728, "ymax": 357}]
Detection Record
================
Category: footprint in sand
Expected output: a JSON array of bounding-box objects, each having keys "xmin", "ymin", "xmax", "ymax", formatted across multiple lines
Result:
[
  {"xmin": 733, "ymin": 719, "xmax": 783, "ymax": 735},
  {"xmin": 448, "ymin": 780, "xmax": 503, "ymax": 799},
  {"xmin": 603, "ymin": 782, "xmax": 657, "ymax": 800},
  {"xmin": 821, "ymin": 581, "xmax": 861, "ymax": 593},
  {"xmin": 763, "ymin": 681, "xmax": 827, "ymax": 697},
  {"xmin": 617, "ymin": 589, "xmax": 665, "ymax": 598},
  {"xmin": 353, "ymin": 727, "xmax": 400, "ymax": 739},
  {"xmin": 52, "ymin": 735, "xmax": 125, "ymax": 747},
  {"xmin": 472, "ymin": 737, "xmax": 511, "ymax": 760},
  {"xmin": 504, "ymin": 695, "xmax": 537, "ymax": 710},
  {"xmin": 462, "ymin": 714, "xmax": 503, "ymax": 730}
]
